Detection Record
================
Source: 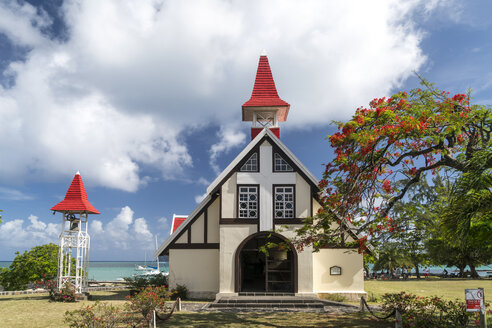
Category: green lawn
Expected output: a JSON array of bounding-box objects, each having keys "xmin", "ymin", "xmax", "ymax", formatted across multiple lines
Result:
[
  {"xmin": 364, "ymin": 278, "xmax": 492, "ymax": 302},
  {"xmin": 1, "ymin": 279, "xmax": 490, "ymax": 327}
]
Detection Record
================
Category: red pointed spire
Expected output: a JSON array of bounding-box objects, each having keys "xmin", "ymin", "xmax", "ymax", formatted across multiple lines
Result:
[
  {"xmin": 242, "ymin": 55, "xmax": 290, "ymax": 121},
  {"xmin": 51, "ymin": 172, "xmax": 100, "ymax": 214}
]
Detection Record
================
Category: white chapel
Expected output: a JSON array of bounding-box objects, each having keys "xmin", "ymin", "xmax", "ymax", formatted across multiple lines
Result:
[{"xmin": 155, "ymin": 54, "xmax": 365, "ymax": 300}]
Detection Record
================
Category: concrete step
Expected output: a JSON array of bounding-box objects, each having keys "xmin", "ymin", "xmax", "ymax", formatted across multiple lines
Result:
[
  {"xmin": 238, "ymin": 292, "xmax": 295, "ymax": 296},
  {"xmin": 218, "ymin": 298, "xmax": 322, "ymax": 304},
  {"xmin": 209, "ymin": 302, "xmax": 324, "ymax": 309}
]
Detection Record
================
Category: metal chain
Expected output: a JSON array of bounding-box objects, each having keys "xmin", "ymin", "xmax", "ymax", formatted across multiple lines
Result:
[{"xmin": 361, "ymin": 296, "xmax": 396, "ymax": 320}]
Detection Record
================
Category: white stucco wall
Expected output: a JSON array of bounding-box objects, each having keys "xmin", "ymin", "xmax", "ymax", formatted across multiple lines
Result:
[
  {"xmin": 295, "ymin": 173, "xmax": 311, "ymax": 218},
  {"xmin": 277, "ymin": 226, "xmax": 313, "ymax": 294},
  {"xmin": 221, "ymin": 173, "xmax": 237, "ymax": 218},
  {"xmin": 312, "ymin": 249, "xmax": 364, "ymax": 293},
  {"xmin": 169, "ymin": 249, "xmax": 219, "ymax": 298},
  {"xmin": 207, "ymin": 197, "xmax": 220, "ymax": 243},
  {"xmin": 191, "ymin": 213, "xmax": 204, "ymax": 243},
  {"xmin": 219, "ymin": 225, "xmax": 257, "ymax": 294}
]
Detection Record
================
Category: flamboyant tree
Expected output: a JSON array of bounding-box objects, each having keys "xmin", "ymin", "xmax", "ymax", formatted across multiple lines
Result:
[{"xmin": 295, "ymin": 80, "xmax": 491, "ymax": 251}]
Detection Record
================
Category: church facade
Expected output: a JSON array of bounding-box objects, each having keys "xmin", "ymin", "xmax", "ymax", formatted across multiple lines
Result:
[{"xmin": 155, "ymin": 55, "xmax": 365, "ymax": 300}]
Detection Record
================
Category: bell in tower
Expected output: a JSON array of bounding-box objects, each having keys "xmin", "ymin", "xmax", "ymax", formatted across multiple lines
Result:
[{"xmin": 242, "ymin": 51, "xmax": 290, "ymax": 140}]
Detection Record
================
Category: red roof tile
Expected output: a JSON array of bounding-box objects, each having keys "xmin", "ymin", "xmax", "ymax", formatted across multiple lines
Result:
[
  {"xmin": 242, "ymin": 55, "xmax": 290, "ymax": 121},
  {"xmin": 51, "ymin": 172, "xmax": 100, "ymax": 214},
  {"xmin": 171, "ymin": 215, "xmax": 187, "ymax": 234}
]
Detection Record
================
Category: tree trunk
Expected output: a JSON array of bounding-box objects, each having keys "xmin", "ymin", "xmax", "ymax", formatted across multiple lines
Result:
[
  {"xmin": 415, "ymin": 265, "xmax": 421, "ymax": 279},
  {"xmin": 468, "ymin": 263, "xmax": 480, "ymax": 279},
  {"xmin": 458, "ymin": 265, "xmax": 465, "ymax": 277}
]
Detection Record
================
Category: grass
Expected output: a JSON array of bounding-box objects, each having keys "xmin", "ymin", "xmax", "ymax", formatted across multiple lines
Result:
[
  {"xmin": 0, "ymin": 291, "xmax": 129, "ymax": 328},
  {"xmin": 364, "ymin": 278, "xmax": 492, "ymax": 302},
  {"xmin": 0, "ymin": 290, "xmax": 390, "ymax": 328},
  {"xmin": 163, "ymin": 312, "xmax": 390, "ymax": 327},
  {"xmin": 1, "ymin": 279, "xmax": 490, "ymax": 327}
]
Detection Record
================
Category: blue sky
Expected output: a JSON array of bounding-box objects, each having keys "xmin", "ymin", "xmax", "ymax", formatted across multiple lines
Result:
[{"xmin": 0, "ymin": 0, "xmax": 491, "ymax": 260}]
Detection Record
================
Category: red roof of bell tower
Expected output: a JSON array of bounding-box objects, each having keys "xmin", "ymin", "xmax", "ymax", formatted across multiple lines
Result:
[
  {"xmin": 242, "ymin": 55, "xmax": 290, "ymax": 121},
  {"xmin": 51, "ymin": 172, "xmax": 100, "ymax": 214}
]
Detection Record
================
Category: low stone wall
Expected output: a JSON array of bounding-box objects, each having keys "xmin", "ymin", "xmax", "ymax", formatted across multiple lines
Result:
[{"xmin": 0, "ymin": 286, "xmax": 129, "ymax": 296}]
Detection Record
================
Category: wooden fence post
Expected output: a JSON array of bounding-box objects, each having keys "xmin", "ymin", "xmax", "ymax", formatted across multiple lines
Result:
[{"xmin": 395, "ymin": 309, "xmax": 402, "ymax": 328}]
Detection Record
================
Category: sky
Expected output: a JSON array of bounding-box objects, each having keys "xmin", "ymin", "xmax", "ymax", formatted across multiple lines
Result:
[{"xmin": 0, "ymin": 0, "xmax": 491, "ymax": 260}]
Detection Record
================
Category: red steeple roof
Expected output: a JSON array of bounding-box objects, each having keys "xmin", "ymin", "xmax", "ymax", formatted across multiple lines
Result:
[
  {"xmin": 242, "ymin": 55, "xmax": 290, "ymax": 121},
  {"xmin": 242, "ymin": 55, "xmax": 290, "ymax": 108},
  {"xmin": 51, "ymin": 172, "xmax": 100, "ymax": 214}
]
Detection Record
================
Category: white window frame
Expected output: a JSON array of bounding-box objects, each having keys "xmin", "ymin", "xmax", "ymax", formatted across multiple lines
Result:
[
  {"xmin": 238, "ymin": 185, "xmax": 259, "ymax": 219},
  {"xmin": 274, "ymin": 185, "xmax": 295, "ymax": 219}
]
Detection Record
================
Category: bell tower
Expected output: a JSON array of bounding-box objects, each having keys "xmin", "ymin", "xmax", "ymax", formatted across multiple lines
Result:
[
  {"xmin": 51, "ymin": 171, "xmax": 99, "ymax": 295},
  {"xmin": 242, "ymin": 52, "xmax": 290, "ymax": 140}
]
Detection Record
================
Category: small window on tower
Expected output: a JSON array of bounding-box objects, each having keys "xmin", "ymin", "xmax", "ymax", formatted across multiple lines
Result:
[
  {"xmin": 274, "ymin": 153, "xmax": 293, "ymax": 172},
  {"xmin": 238, "ymin": 186, "xmax": 258, "ymax": 219},
  {"xmin": 274, "ymin": 186, "xmax": 295, "ymax": 219},
  {"xmin": 240, "ymin": 153, "xmax": 258, "ymax": 172}
]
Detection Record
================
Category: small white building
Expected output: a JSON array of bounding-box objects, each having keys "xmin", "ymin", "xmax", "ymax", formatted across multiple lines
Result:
[{"xmin": 155, "ymin": 54, "xmax": 365, "ymax": 300}]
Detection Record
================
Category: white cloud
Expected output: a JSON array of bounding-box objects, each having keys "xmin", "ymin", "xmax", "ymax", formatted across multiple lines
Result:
[
  {"xmin": 95, "ymin": 206, "xmax": 155, "ymax": 251},
  {"xmin": 194, "ymin": 192, "xmax": 208, "ymax": 204},
  {"xmin": 0, "ymin": 187, "xmax": 33, "ymax": 200},
  {"xmin": 209, "ymin": 125, "xmax": 246, "ymax": 174},
  {"xmin": 0, "ymin": 215, "xmax": 58, "ymax": 248},
  {"xmin": 0, "ymin": 0, "xmax": 434, "ymax": 190},
  {"xmin": 91, "ymin": 219, "xmax": 104, "ymax": 234},
  {"xmin": 197, "ymin": 177, "xmax": 210, "ymax": 186}
]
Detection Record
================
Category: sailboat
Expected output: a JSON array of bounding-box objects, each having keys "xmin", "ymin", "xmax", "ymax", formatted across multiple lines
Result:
[{"xmin": 134, "ymin": 236, "xmax": 168, "ymax": 277}]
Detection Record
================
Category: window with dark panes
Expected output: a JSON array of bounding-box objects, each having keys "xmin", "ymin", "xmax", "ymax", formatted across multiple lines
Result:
[
  {"xmin": 274, "ymin": 186, "xmax": 294, "ymax": 218},
  {"xmin": 238, "ymin": 186, "xmax": 258, "ymax": 218}
]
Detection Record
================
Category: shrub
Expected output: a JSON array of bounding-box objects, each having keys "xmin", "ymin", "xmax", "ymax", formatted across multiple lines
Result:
[
  {"xmin": 51, "ymin": 280, "xmax": 77, "ymax": 302},
  {"xmin": 0, "ymin": 244, "xmax": 69, "ymax": 291},
  {"xmin": 125, "ymin": 286, "xmax": 172, "ymax": 327},
  {"xmin": 65, "ymin": 301, "xmax": 124, "ymax": 328},
  {"xmin": 171, "ymin": 284, "xmax": 188, "ymax": 300},
  {"xmin": 380, "ymin": 292, "xmax": 475, "ymax": 328},
  {"xmin": 123, "ymin": 274, "xmax": 168, "ymax": 291}
]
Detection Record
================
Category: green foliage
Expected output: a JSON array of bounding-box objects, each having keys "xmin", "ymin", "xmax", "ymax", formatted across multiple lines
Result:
[
  {"xmin": 381, "ymin": 292, "xmax": 474, "ymax": 328},
  {"xmin": 299, "ymin": 79, "xmax": 491, "ymax": 252},
  {"xmin": 372, "ymin": 243, "xmax": 412, "ymax": 276},
  {"xmin": 171, "ymin": 284, "xmax": 188, "ymax": 300},
  {"xmin": 65, "ymin": 301, "xmax": 124, "ymax": 328},
  {"xmin": 0, "ymin": 243, "xmax": 63, "ymax": 291},
  {"xmin": 125, "ymin": 286, "xmax": 171, "ymax": 327},
  {"xmin": 123, "ymin": 274, "xmax": 168, "ymax": 291},
  {"xmin": 50, "ymin": 281, "xmax": 76, "ymax": 302}
]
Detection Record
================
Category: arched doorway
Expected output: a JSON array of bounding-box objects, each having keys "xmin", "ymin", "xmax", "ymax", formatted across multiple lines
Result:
[{"xmin": 235, "ymin": 232, "xmax": 297, "ymax": 293}]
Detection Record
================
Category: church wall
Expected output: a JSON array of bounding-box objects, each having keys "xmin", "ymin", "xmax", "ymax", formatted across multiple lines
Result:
[
  {"xmin": 312, "ymin": 249, "xmax": 364, "ymax": 293},
  {"xmin": 190, "ymin": 213, "xmax": 204, "ymax": 243},
  {"xmin": 277, "ymin": 226, "xmax": 313, "ymax": 294},
  {"xmin": 175, "ymin": 232, "xmax": 187, "ymax": 244},
  {"xmin": 169, "ymin": 249, "xmax": 219, "ymax": 299},
  {"xmin": 207, "ymin": 197, "xmax": 220, "ymax": 243},
  {"xmin": 295, "ymin": 173, "xmax": 311, "ymax": 218},
  {"xmin": 221, "ymin": 173, "xmax": 237, "ymax": 218},
  {"xmin": 219, "ymin": 224, "xmax": 257, "ymax": 294}
]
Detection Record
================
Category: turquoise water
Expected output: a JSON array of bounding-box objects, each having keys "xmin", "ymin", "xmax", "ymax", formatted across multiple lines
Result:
[{"xmin": 0, "ymin": 261, "xmax": 169, "ymax": 281}]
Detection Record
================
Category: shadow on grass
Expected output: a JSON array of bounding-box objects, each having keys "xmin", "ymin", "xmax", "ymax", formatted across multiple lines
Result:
[
  {"xmin": 162, "ymin": 311, "xmax": 392, "ymax": 328},
  {"xmin": 0, "ymin": 294, "xmax": 50, "ymax": 301},
  {"xmin": 90, "ymin": 290, "xmax": 130, "ymax": 301}
]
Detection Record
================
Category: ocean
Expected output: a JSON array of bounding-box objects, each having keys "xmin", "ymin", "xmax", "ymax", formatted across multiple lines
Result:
[{"xmin": 0, "ymin": 261, "xmax": 169, "ymax": 281}]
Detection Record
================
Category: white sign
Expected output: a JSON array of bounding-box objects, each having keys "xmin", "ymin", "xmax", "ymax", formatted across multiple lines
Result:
[{"xmin": 465, "ymin": 288, "xmax": 484, "ymax": 312}]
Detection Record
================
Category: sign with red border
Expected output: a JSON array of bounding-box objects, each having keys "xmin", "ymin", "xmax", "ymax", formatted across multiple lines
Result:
[{"xmin": 465, "ymin": 288, "xmax": 484, "ymax": 312}]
